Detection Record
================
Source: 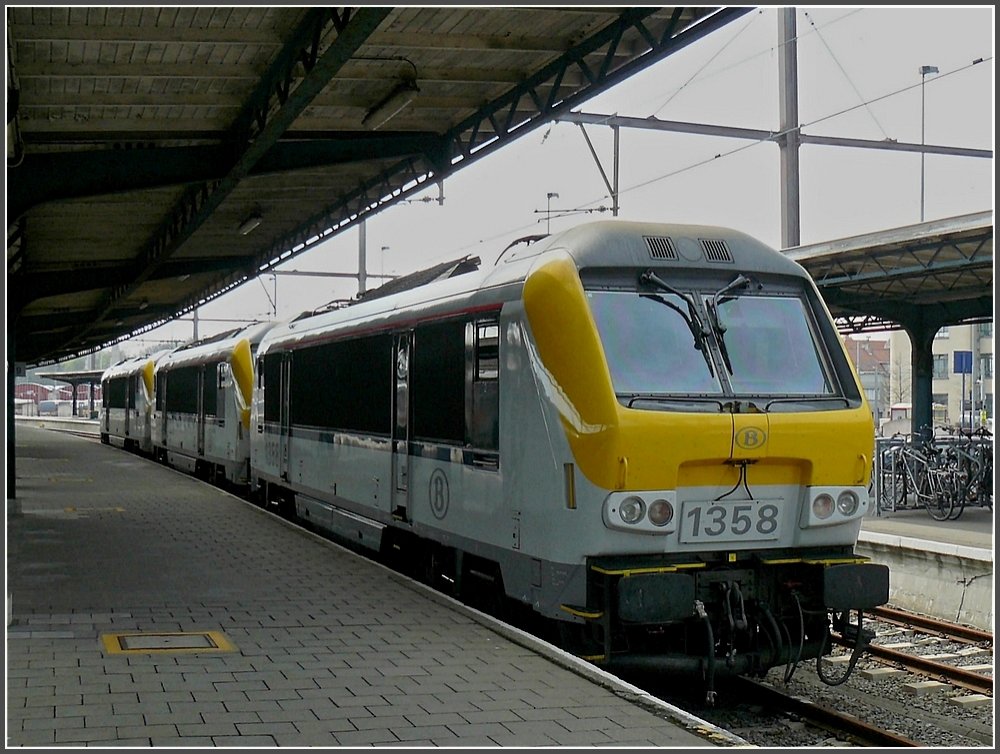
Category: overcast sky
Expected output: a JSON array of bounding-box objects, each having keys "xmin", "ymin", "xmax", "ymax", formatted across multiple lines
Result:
[{"xmin": 128, "ymin": 5, "xmax": 994, "ymax": 352}]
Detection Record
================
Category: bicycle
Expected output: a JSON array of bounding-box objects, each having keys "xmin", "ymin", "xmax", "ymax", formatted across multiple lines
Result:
[{"xmin": 883, "ymin": 440, "xmax": 955, "ymax": 521}]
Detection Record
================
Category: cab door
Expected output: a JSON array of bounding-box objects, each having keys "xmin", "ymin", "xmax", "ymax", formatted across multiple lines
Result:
[
  {"xmin": 279, "ymin": 353, "xmax": 292, "ymax": 481},
  {"xmin": 391, "ymin": 332, "xmax": 412, "ymax": 521},
  {"xmin": 125, "ymin": 375, "xmax": 137, "ymax": 441}
]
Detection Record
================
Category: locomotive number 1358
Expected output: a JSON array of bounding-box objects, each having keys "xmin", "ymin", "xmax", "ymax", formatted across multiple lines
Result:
[{"xmin": 679, "ymin": 500, "xmax": 783, "ymax": 543}]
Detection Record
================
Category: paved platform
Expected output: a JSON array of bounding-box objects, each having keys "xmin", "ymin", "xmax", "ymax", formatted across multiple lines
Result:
[
  {"xmin": 861, "ymin": 504, "xmax": 993, "ymax": 554},
  {"xmin": 6, "ymin": 425, "xmax": 745, "ymax": 748}
]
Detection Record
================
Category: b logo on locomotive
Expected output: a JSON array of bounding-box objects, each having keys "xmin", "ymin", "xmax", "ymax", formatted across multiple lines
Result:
[
  {"xmin": 735, "ymin": 427, "xmax": 767, "ymax": 449},
  {"xmin": 429, "ymin": 468, "xmax": 450, "ymax": 520}
]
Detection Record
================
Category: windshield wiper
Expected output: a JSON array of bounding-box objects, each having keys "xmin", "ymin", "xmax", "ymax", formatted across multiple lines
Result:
[
  {"xmin": 706, "ymin": 274, "xmax": 753, "ymax": 375},
  {"xmin": 639, "ymin": 269, "xmax": 714, "ymax": 377}
]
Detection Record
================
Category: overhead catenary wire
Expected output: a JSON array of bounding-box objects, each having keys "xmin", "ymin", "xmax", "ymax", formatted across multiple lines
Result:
[
  {"xmin": 646, "ymin": 8, "xmax": 864, "ymax": 120},
  {"xmin": 576, "ymin": 56, "xmax": 992, "ymax": 213},
  {"xmin": 649, "ymin": 8, "xmax": 763, "ymax": 118},
  {"xmin": 443, "ymin": 21, "xmax": 989, "ymax": 264},
  {"xmin": 802, "ymin": 10, "xmax": 891, "ymax": 141}
]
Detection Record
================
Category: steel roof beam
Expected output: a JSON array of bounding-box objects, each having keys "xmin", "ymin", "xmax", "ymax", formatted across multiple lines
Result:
[
  {"xmin": 807, "ymin": 244, "xmax": 991, "ymax": 288},
  {"xmin": 240, "ymin": 7, "xmax": 749, "ymax": 280},
  {"xmin": 11, "ymin": 134, "xmax": 439, "ymax": 219},
  {"xmin": 18, "ymin": 256, "xmax": 259, "ymax": 300},
  {"xmin": 62, "ymin": 7, "xmax": 391, "ymax": 351},
  {"xmin": 824, "ymin": 293, "xmax": 993, "ymax": 329}
]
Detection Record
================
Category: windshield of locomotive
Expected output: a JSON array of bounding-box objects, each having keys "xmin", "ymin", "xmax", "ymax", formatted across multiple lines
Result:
[
  {"xmin": 586, "ymin": 290, "xmax": 723, "ymax": 395},
  {"xmin": 714, "ymin": 294, "xmax": 833, "ymax": 396},
  {"xmin": 586, "ymin": 290, "xmax": 833, "ymax": 397}
]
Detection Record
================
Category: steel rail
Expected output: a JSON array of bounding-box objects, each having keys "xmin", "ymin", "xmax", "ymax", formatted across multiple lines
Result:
[
  {"xmin": 731, "ymin": 677, "xmax": 922, "ymax": 747},
  {"xmin": 853, "ymin": 642, "xmax": 994, "ymax": 696},
  {"xmin": 869, "ymin": 605, "xmax": 993, "ymax": 645}
]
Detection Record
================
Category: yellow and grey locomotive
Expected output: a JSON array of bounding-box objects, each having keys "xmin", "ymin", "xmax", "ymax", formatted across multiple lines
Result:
[{"xmin": 248, "ymin": 220, "xmax": 888, "ymax": 697}]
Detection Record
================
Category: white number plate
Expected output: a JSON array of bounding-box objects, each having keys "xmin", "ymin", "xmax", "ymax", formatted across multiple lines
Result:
[{"xmin": 679, "ymin": 500, "xmax": 783, "ymax": 544}]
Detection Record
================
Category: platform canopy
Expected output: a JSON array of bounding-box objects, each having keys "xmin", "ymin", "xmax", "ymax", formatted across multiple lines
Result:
[
  {"xmin": 7, "ymin": 6, "xmax": 749, "ymax": 366},
  {"xmin": 787, "ymin": 211, "xmax": 993, "ymax": 334}
]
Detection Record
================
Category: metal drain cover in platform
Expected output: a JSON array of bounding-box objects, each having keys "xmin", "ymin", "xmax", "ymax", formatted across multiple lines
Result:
[{"xmin": 101, "ymin": 630, "xmax": 237, "ymax": 654}]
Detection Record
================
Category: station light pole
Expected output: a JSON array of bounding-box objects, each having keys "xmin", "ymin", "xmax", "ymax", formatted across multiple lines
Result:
[{"xmin": 919, "ymin": 64, "xmax": 938, "ymax": 222}]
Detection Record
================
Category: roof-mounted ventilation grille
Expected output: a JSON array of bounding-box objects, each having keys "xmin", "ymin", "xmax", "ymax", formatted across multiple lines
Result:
[
  {"xmin": 644, "ymin": 236, "xmax": 677, "ymax": 260},
  {"xmin": 700, "ymin": 239, "xmax": 733, "ymax": 263}
]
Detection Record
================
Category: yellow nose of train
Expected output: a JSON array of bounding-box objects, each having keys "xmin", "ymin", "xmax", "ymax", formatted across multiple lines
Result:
[{"xmin": 523, "ymin": 252, "xmax": 874, "ymax": 492}]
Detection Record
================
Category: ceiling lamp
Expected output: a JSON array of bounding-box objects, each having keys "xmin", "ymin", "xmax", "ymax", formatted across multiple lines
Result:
[
  {"xmin": 238, "ymin": 210, "xmax": 263, "ymax": 236},
  {"xmin": 362, "ymin": 79, "xmax": 419, "ymax": 130}
]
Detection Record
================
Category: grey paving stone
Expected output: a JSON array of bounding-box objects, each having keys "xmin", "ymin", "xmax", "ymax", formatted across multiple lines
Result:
[
  {"xmin": 19, "ymin": 715, "xmax": 86, "ymax": 731},
  {"xmin": 174, "ymin": 722, "xmax": 240, "ymax": 737},
  {"xmin": 448, "ymin": 735, "xmax": 507, "ymax": 746},
  {"xmin": 487, "ymin": 731, "xmax": 560, "ymax": 746},
  {"xmin": 273, "ymin": 732, "xmax": 341, "ymax": 746},
  {"xmin": 12, "ymin": 730, "xmax": 57, "ymax": 745},
  {"xmin": 109, "ymin": 701, "xmax": 173, "ymax": 717},
  {"xmin": 213, "ymin": 735, "xmax": 278, "ymax": 745},
  {"xmin": 333, "ymin": 728, "xmax": 401, "ymax": 746},
  {"xmin": 142, "ymin": 711, "xmax": 204, "ymax": 726},
  {"xmin": 394, "ymin": 724, "xmax": 460, "ymax": 742},
  {"xmin": 84, "ymin": 738, "xmax": 154, "ymax": 747},
  {"xmin": 352, "ymin": 715, "xmax": 412, "ymax": 731},
  {"xmin": 460, "ymin": 708, "xmax": 527, "ymax": 724},
  {"xmin": 114, "ymin": 724, "xmax": 180, "ymax": 739},
  {"xmin": 201, "ymin": 710, "xmax": 263, "ymax": 724},
  {"xmin": 14, "ymin": 705, "xmax": 58, "ymax": 720},
  {"xmin": 87, "ymin": 713, "xmax": 145, "ymax": 728},
  {"xmin": 149, "ymin": 737, "xmax": 217, "ymax": 746},
  {"xmin": 24, "ymin": 692, "xmax": 83, "ymax": 707},
  {"xmin": 54, "ymin": 725, "xmax": 118, "ymax": 743}
]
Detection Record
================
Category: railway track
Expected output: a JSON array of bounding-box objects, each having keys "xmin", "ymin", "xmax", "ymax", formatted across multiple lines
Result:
[
  {"xmin": 628, "ymin": 605, "xmax": 993, "ymax": 747},
  {"xmin": 834, "ymin": 605, "xmax": 994, "ymax": 696},
  {"xmin": 728, "ymin": 676, "xmax": 924, "ymax": 747},
  {"xmin": 869, "ymin": 604, "xmax": 993, "ymax": 644}
]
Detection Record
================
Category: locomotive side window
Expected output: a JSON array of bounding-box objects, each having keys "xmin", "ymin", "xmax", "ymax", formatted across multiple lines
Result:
[
  {"xmin": 155, "ymin": 374, "xmax": 164, "ymax": 411},
  {"xmin": 127, "ymin": 376, "xmax": 137, "ymax": 409},
  {"xmin": 475, "ymin": 322, "xmax": 499, "ymax": 380},
  {"xmin": 289, "ymin": 335, "xmax": 392, "ymax": 435},
  {"xmin": 107, "ymin": 377, "xmax": 128, "ymax": 409},
  {"xmin": 470, "ymin": 319, "xmax": 500, "ymax": 451},
  {"xmin": 201, "ymin": 362, "xmax": 218, "ymax": 417},
  {"xmin": 411, "ymin": 319, "xmax": 465, "ymax": 444},
  {"xmin": 262, "ymin": 354, "xmax": 281, "ymax": 421},
  {"xmin": 165, "ymin": 366, "xmax": 199, "ymax": 414}
]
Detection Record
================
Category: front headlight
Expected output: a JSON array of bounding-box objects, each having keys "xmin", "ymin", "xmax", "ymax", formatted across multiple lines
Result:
[
  {"xmin": 648, "ymin": 499, "xmax": 674, "ymax": 527},
  {"xmin": 603, "ymin": 491, "xmax": 677, "ymax": 534},
  {"xmin": 836, "ymin": 490, "xmax": 859, "ymax": 516},
  {"xmin": 801, "ymin": 486, "xmax": 868, "ymax": 528},
  {"xmin": 812, "ymin": 493, "xmax": 835, "ymax": 520},
  {"xmin": 619, "ymin": 496, "xmax": 646, "ymax": 524}
]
